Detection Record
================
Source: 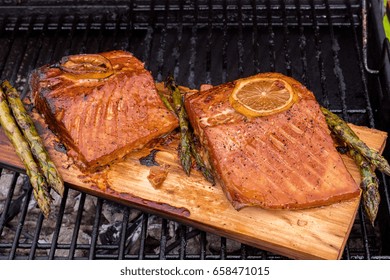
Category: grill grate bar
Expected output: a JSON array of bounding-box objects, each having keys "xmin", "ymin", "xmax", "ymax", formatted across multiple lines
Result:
[
  {"xmin": 199, "ymin": 231, "xmax": 206, "ymax": 260},
  {"xmin": 68, "ymin": 192, "xmax": 86, "ymax": 260},
  {"xmin": 172, "ymin": 1, "xmax": 184, "ymax": 81},
  {"xmin": 141, "ymin": 0, "xmax": 155, "ymax": 65},
  {"xmin": 124, "ymin": 0, "xmax": 135, "ymax": 51},
  {"xmin": 9, "ymin": 183, "xmax": 32, "ymax": 260},
  {"xmin": 240, "ymin": 243, "xmax": 247, "ymax": 259},
  {"xmin": 155, "ymin": 0, "xmax": 168, "ymax": 83},
  {"xmin": 138, "ymin": 212, "xmax": 148, "ymax": 260},
  {"xmin": 267, "ymin": 0, "xmax": 276, "ymax": 72},
  {"xmin": 236, "ymin": 0, "xmax": 244, "ymax": 77},
  {"xmin": 324, "ymin": 0, "xmax": 348, "ymax": 120},
  {"xmin": 281, "ymin": 0, "xmax": 293, "ymax": 76},
  {"xmin": 28, "ymin": 211, "xmax": 45, "ymax": 260},
  {"xmin": 358, "ymin": 206, "xmax": 371, "ymax": 259},
  {"xmin": 221, "ymin": 0, "xmax": 228, "ymax": 83},
  {"xmin": 178, "ymin": 224, "xmax": 187, "ymax": 259},
  {"xmin": 295, "ymin": 0, "xmax": 310, "ymax": 87},
  {"xmin": 118, "ymin": 207, "xmax": 130, "ymax": 260},
  {"xmin": 220, "ymin": 237, "xmax": 227, "ymax": 260},
  {"xmin": 188, "ymin": 3, "xmax": 198, "ymax": 88},
  {"xmin": 158, "ymin": 218, "xmax": 168, "ymax": 260},
  {"xmin": 89, "ymin": 197, "xmax": 103, "ymax": 260},
  {"xmin": 204, "ymin": 0, "xmax": 213, "ymax": 84},
  {"xmin": 48, "ymin": 187, "xmax": 68, "ymax": 259},
  {"xmin": 0, "ymin": 171, "xmax": 19, "ymax": 237},
  {"xmin": 310, "ymin": 0, "xmax": 329, "ymax": 108},
  {"xmin": 346, "ymin": 0, "xmax": 375, "ymax": 128},
  {"xmin": 251, "ymin": 0, "xmax": 260, "ymax": 73}
]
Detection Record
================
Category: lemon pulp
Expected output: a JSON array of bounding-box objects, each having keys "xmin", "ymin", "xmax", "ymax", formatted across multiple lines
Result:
[{"xmin": 229, "ymin": 76, "xmax": 297, "ymax": 117}]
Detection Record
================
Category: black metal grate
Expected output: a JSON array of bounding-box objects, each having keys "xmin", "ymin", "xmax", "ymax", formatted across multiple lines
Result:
[{"xmin": 0, "ymin": 0, "xmax": 389, "ymax": 260}]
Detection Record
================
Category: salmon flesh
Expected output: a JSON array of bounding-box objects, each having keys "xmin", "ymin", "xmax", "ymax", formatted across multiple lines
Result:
[
  {"xmin": 185, "ymin": 72, "xmax": 360, "ymax": 210},
  {"xmin": 29, "ymin": 50, "xmax": 178, "ymax": 171}
]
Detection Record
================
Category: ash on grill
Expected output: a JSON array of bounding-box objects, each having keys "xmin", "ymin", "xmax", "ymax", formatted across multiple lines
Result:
[
  {"xmin": 0, "ymin": 169, "xmax": 91, "ymax": 258},
  {"xmin": 0, "ymin": 168, "xmax": 246, "ymax": 258}
]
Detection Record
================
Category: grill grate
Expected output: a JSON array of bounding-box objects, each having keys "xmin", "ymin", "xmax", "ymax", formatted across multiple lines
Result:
[{"xmin": 0, "ymin": 0, "xmax": 389, "ymax": 260}]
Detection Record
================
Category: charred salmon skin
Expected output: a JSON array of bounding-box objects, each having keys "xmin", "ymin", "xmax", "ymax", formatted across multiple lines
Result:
[
  {"xmin": 185, "ymin": 73, "xmax": 360, "ymax": 210},
  {"xmin": 29, "ymin": 50, "xmax": 178, "ymax": 171}
]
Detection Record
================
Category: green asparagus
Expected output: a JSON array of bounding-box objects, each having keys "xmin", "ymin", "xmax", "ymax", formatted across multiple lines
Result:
[
  {"xmin": 189, "ymin": 140, "xmax": 216, "ymax": 185},
  {"xmin": 156, "ymin": 87, "xmax": 175, "ymax": 113},
  {"xmin": 163, "ymin": 77, "xmax": 215, "ymax": 184},
  {"xmin": 1, "ymin": 81, "xmax": 64, "ymax": 196},
  {"xmin": 349, "ymin": 148, "xmax": 380, "ymax": 226},
  {"xmin": 165, "ymin": 76, "xmax": 192, "ymax": 176},
  {"xmin": 0, "ymin": 87, "xmax": 52, "ymax": 217},
  {"xmin": 321, "ymin": 107, "xmax": 390, "ymax": 176}
]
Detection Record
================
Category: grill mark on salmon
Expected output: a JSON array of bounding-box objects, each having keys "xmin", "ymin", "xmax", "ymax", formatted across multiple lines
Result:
[
  {"xmin": 185, "ymin": 72, "xmax": 360, "ymax": 210},
  {"xmin": 30, "ymin": 50, "xmax": 178, "ymax": 171},
  {"xmin": 254, "ymin": 137, "xmax": 310, "ymax": 199},
  {"xmin": 277, "ymin": 127, "xmax": 329, "ymax": 179},
  {"xmin": 219, "ymin": 120, "xmax": 322, "ymax": 197}
]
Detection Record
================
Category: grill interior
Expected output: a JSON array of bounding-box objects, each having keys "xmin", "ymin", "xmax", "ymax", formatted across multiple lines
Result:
[{"xmin": 0, "ymin": 0, "xmax": 390, "ymax": 260}]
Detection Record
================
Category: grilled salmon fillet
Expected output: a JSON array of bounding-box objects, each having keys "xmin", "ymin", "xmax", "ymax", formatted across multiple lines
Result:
[
  {"xmin": 29, "ymin": 50, "xmax": 178, "ymax": 171},
  {"xmin": 185, "ymin": 73, "xmax": 360, "ymax": 210}
]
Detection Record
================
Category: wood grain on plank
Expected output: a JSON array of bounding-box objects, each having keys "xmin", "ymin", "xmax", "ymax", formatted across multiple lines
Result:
[{"xmin": 0, "ymin": 122, "xmax": 387, "ymax": 259}]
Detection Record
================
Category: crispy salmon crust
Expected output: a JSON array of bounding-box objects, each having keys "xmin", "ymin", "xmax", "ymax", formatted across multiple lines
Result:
[
  {"xmin": 30, "ymin": 50, "xmax": 178, "ymax": 171},
  {"xmin": 185, "ymin": 73, "xmax": 360, "ymax": 210}
]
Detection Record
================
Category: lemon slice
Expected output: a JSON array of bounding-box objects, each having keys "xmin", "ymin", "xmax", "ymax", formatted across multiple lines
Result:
[
  {"xmin": 229, "ymin": 75, "xmax": 298, "ymax": 117},
  {"xmin": 60, "ymin": 54, "xmax": 114, "ymax": 79}
]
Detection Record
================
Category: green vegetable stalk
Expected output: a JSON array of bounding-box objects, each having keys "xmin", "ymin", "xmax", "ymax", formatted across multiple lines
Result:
[
  {"xmin": 164, "ymin": 76, "xmax": 215, "ymax": 184},
  {"xmin": 321, "ymin": 106, "xmax": 389, "ymax": 225},
  {"xmin": 349, "ymin": 148, "xmax": 380, "ymax": 226},
  {"xmin": 0, "ymin": 86, "xmax": 52, "ymax": 217},
  {"xmin": 321, "ymin": 107, "xmax": 390, "ymax": 176},
  {"xmin": 2, "ymin": 81, "xmax": 64, "ymax": 196}
]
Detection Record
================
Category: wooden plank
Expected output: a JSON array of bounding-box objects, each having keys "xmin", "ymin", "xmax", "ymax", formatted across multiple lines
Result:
[{"xmin": 0, "ymin": 120, "xmax": 387, "ymax": 259}]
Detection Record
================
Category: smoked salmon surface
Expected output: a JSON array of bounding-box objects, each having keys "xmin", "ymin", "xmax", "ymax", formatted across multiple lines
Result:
[
  {"xmin": 29, "ymin": 50, "xmax": 178, "ymax": 171},
  {"xmin": 185, "ymin": 73, "xmax": 361, "ymax": 210}
]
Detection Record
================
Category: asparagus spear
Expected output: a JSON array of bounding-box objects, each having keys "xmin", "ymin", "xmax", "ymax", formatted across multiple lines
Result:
[
  {"xmin": 1, "ymin": 81, "xmax": 64, "ymax": 196},
  {"xmin": 156, "ymin": 87, "xmax": 175, "ymax": 113},
  {"xmin": 164, "ymin": 76, "xmax": 215, "ymax": 184},
  {"xmin": 165, "ymin": 76, "xmax": 192, "ymax": 175},
  {"xmin": 320, "ymin": 107, "xmax": 390, "ymax": 176},
  {"xmin": 348, "ymin": 148, "xmax": 380, "ymax": 226},
  {"xmin": 189, "ymin": 140, "xmax": 216, "ymax": 185},
  {"xmin": 0, "ymin": 87, "xmax": 52, "ymax": 217}
]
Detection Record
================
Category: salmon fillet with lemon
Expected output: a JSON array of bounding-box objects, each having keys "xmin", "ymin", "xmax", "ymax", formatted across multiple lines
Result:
[
  {"xmin": 30, "ymin": 50, "xmax": 178, "ymax": 171},
  {"xmin": 185, "ymin": 72, "xmax": 360, "ymax": 210}
]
